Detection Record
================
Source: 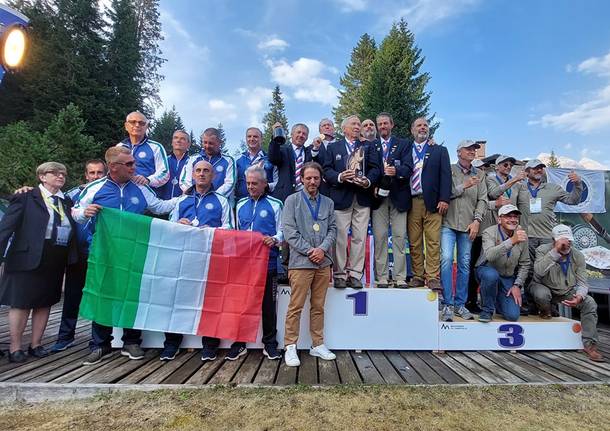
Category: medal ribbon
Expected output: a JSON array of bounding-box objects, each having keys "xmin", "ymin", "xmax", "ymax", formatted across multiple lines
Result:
[
  {"xmin": 497, "ymin": 225, "xmax": 512, "ymax": 257},
  {"xmin": 44, "ymin": 195, "xmax": 65, "ymax": 222},
  {"xmin": 527, "ymin": 182, "xmax": 541, "ymax": 198},
  {"xmin": 413, "ymin": 143, "xmax": 428, "ymax": 163},
  {"xmin": 301, "ymin": 190, "xmax": 321, "ymax": 222},
  {"xmin": 559, "ymin": 254, "xmax": 571, "ymax": 277}
]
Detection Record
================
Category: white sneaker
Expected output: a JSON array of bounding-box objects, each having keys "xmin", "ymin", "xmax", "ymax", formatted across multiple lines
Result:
[
  {"xmin": 284, "ymin": 344, "xmax": 300, "ymax": 367},
  {"xmin": 309, "ymin": 344, "xmax": 336, "ymax": 361}
]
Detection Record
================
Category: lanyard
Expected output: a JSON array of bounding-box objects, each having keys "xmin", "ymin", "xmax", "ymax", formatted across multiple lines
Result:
[
  {"xmin": 301, "ymin": 191, "xmax": 321, "ymax": 221},
  {"xmin": 527, "ymin": 182, "xmax": 541, "ymax": 198},
  {"xmin": 172, "ymin": 155, "xmax": 188, "ymax": 178},
  {"xmin": 44, "ymin": 195, "xmax": 65, "ymax": 222},
  {"xmin": 413, "ymin": 142, "xmax": 428, "ymax": 162},
  {"xmin": 245, "ymin": 198, "xmax": 260, "ymax": 231},
  {"xmin": 497, "ymin": 225, "xmax": 512, "ymax": 257},
  {"xmin": 496, "ymin": 174, "xmax": 512, "ymax": 198},
  {"xmin": 559, "ymin": 254, "xmax": 571, "ymax": 277}
]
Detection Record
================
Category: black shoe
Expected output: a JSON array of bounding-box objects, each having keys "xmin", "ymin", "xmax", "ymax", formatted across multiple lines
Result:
[
  {"xmin": 376, "ymin": 283, "xmax": 389, "ymax": 288},
  {"xmin": 348, "ymin": 277, "xmax": 363, "ymax": 289},
  {"xmin": 263, "ymin": 344, "xmax": 282, "ymax": 360},
  {"xmin": 28, "ymin": 345, "xmax": 49, "ymax": 358},
  {"xmin": 465, "ymin": 302, "xmax": 482, "ymax": 314},
  {"xmin": 9, "ymin": 350, "xmax": 27, "ymax": 363},
  {"xmin": 226, "ymin": 343, "xmax": 247, "ymax": 361},
  {"xmin": 159, "ymin": 345, "xmax": 180, "ymax": 361},
  {"xmin": 277, "ymin": 274, "xmax": 289, "ymax": 284},
  {"xmin": 520, "ymin": 305, "xmax": 530, "ymax": 316},
  {"xmin": 334, "ymin": 278, "xmax": 347, "ymax": 289},
  {"xmin": 395, "ymin": 283, "xmax": 409, "ymax": 289},
  {"xmin": 201, "ymin": 347, "xmax": 218, "ymax": 362},
  {"xmin": 83, "ymin": 347, "xmax": 113, "ymax": 365}
]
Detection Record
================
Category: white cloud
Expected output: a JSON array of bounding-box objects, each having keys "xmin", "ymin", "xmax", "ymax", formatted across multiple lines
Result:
[
  {"xmin": 257, "ymin": 37, "xmax": 289, "ymax": 52},
  {"xmin": 531, "ymin": 50, "xmax": 610, "ymax": 134},
  {"xmin": 266, "ymin": 58, "xmax": 338, "ymax": 106},
  {"xmin": 208, "ymin": 99, "xmax": 237, "ymax": 122},
  {"xmin": 236, "ymin": 86, "xmax": 274, "ymax": 127},
  {"xmin": 334, "ymin": 0, "xmax": 368, "ymax": 12}
]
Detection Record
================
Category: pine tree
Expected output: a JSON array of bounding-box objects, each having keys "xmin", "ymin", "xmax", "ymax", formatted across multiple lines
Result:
[
  {"xmin": 217, "ymin": 123, "xmax": 229, "ymax": 155},
  {"xmin": 333, "ymin": 34, "xmax": 377, "ymax": 126},
  {"xmin": 361, "ymin": 20, "xmax": 436, "ymax": 138},
  {"xmin": 149, "ymin": 106, "xmax": 185, "ymax": 151},
  {"xmin": 262, "ymin": 85, "xmax": 289, "ymax": 151},
  {"xmin": 548, "ymin": 150, "xmax": 561, "ymax": 168}
]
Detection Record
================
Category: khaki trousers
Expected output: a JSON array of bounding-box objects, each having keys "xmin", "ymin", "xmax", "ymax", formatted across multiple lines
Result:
[
  {"xmin": 284, "ymin": 266, "xmax": 331, "ymax": 347},
  {"xmin": 407, "ymin": 196, "xmax": 442, "ymax": 280},
  {"xmin": 372, "ymin": 198, "xmax": 407, "ymax": 283},
  {"xmin": 333, "ymin": 196, "xmax": 370, "ymax": 280}
]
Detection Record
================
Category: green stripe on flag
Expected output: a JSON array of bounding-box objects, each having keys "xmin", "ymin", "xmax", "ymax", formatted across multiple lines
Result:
[{"xmin": 79, "ymin": 207, "xmax": 152, "ymax": 328}]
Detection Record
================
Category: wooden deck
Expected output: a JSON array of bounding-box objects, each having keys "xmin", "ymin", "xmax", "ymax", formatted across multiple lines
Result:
[{"xmin": 1, "ymin": 302, "xmax": 610, "ymax": 386}]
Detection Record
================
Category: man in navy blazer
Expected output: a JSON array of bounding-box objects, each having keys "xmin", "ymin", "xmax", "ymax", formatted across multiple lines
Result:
[
  {"xmin": 406, "ymin": 117, "xmax": 452, "ymax": 291},
  {"xmin": 323, "ymin": 115, "xmax": 381, "ymax": 288},
  {"xmin": 370, "ymin": 113, "xmax": 413, "ymax": 288}
]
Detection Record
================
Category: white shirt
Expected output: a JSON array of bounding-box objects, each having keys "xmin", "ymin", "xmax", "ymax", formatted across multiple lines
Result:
[{"xmin": 38, "ymin": 184, "xmax": 71, "ymax": 240}]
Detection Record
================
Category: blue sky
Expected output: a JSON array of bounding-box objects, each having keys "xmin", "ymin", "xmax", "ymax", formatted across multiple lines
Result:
[{"xmin": 156, "ymin": 0, "xmax": 610, "ymax": 165}]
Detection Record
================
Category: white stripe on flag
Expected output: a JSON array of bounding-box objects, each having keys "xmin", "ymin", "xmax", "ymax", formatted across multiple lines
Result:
[{"xmin": 133, "ymin": 221, "xmax": 214, "ymax": 334}]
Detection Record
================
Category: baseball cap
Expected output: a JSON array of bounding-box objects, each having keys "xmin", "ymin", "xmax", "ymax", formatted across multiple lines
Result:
[
  {"xmin": 472, "ymin": 159, "xmax": 485, "ymax": 168},
  {"xmin": 525, "ymin": 159, "xmax": 546, "ymax": 170},
  {"xmin": 552, "ymin": 224, "xmax": 574, "ymax": 242},
  {"xmin": 498, "ymin": 204, "xmax": 521, "ymax": 216},
  {"xmin": 457, "ymin": 140, "xmax": 481, "ymax": 150},
  {"xmin": 496, "ymin": 155, "xmax": 516, "ymax": 165}
]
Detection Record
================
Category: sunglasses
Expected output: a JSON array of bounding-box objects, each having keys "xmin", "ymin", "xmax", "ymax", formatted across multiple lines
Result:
[
  {"xmin": 501, "ymin": 162, "xmax": 513, "ymax": 167},
  {"xmin": 126, "ymin": 120, "xmax": 147, "ymax": 126},
  {"xmin": 115, "ymin": 161, "xmax": 135, "ymax": 167}
]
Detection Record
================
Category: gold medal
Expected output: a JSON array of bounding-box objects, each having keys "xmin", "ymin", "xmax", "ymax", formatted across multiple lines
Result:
[
  {"xmin": 318, "ymin": 134, "xmax": 325, "ymax": 140},
  {"xmin": 313, "ymin": 223, "xmax": 320, "ymax": 232}
]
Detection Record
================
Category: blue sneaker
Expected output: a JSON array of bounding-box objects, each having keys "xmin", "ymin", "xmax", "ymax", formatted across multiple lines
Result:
[
  {"xmin": 50, "ymin": 339, "xmax": 75, "ymax": 353},
  {"xmin": 226, "ymin": 343, "xmax": 247, "ymax": 361},
  {"xmin": 201, "ymin": 347, "xmax": 217, "ymax": 362},
  {"xmin": 263, "ymin": 344, "xmax": 282, "ymax": 360},
  {"xmin": 159, "ymin": 345, "xmax": 179, "ymax": 361},
  {"xmin": 478, "ymin": 311, "xmax": 493, "ymax": 323}
]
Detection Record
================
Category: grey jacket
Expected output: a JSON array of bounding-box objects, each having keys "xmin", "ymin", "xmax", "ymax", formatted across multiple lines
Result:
[
  {"xmin": 282, "ymin": 190, "xmax": 337, "ymax": 269},
  {"xmin": 444, "ymin": 163, "xmax": 488, "ymax": 232},
  {"xmin": 534, "ymin": 243, "xmax": 588, "ymax": 297}
]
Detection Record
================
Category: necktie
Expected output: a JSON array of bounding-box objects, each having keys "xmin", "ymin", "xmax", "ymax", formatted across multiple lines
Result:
[
  {"xmin": 294, "ymin": 149, "xmax": 303, "ymax": 190},
  {"xmin": 411, "ymin": 145, "xmax": 424, "ymax": 194},
  {"xmin": 382, "ymin": 141, "xmax": 389, "ymax": 161},
  {"xmin": 51, "ymin": 196, "xmax": 61, "ymax": 242}
]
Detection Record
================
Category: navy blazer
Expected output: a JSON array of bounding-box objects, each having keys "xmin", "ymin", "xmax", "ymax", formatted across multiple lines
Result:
[
  {"xmin": 323, "ymin": 138, "xmax": 381, "ymax": 210},
  {"xmin": 268, "ymin": 139, "xmax": 320, "ymax": 202},
  {"xmin": 0, "ymin": 187, "xmax": 78, "ymax": 271},
  {"xmin": 404, "ymin": 141, "xmax": 452, "ymax": 213},
  {"xmin": 370, "ymin": 136, "xmax": 413, "ymax": 212}
]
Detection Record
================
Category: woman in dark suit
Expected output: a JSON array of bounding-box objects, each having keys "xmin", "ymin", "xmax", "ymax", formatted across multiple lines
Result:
[{"xmin": 0, "ymin": 162, "xmax": 77, "ymax": 363}]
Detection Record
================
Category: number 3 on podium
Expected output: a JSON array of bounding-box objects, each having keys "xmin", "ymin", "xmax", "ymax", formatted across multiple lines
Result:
[
  {"xmin": 346, "ymin": 291, "xmax": 368, "ymax": 316},
  {"xmin": 498, "ymin": 324, "xmax": 525, "ymax": 348}
]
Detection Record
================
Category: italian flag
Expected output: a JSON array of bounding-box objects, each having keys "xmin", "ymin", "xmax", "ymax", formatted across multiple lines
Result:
[{"xmin": 79, "ymin": 208, "xmax": 269, "ymax": 342}]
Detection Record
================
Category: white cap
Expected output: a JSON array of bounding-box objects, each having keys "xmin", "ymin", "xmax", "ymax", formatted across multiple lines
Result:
[
  {"xmin": 457, "ymin": 140, "xmax": 480, "ymax": 150},
  {"xmin": 552, "ymin": 224, "xmax": 574, "ymax": 241},
  {"xmin": 496, "ymin": 155, "xmax": 516, "ymax": 165},
  {"xmin": 525, "ymin": 159, "xmax": 546, "ymax": 170},
  {"xmin": 498, "ymin": 204, "xmax": 521, "ymax": 216}
]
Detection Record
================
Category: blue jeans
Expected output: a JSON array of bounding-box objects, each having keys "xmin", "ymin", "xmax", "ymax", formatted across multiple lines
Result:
[
  {"xmin": 475, "ymin": 265, "xmax": 520, "ymax": 321},
  {"xmin": 440, "ymin": 227, "xmax": 472, "ymax": 307}
]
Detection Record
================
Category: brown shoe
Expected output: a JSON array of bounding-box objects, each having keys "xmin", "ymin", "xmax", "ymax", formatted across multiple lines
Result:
[
  {"xmin": 427, "ymin": 278, "xmax": 442, "ymax": 292},
  {"xmin": 538, "ymin": 304, "xmax": 552, "ymax": 320},
  {"xmin": 583, "ymin": 344, "xmax": 605, "ymax": 362},
  {"xmin": 407, "ymin": 277, "xmax": 425, "ymax": 288}
]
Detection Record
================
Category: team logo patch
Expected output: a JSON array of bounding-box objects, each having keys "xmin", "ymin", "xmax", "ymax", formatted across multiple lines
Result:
[
  {"xmin": 205, "ymin": 203, "xmax": 214, "ymax": 210},
  {"xmin": 259, "ymin": 209, "xmax": 268, "ymax": 218},
  {"xmin": 130, "ymin": 197, "xmax": 140, "ymax": 205},
  {"xmin": 138, "ymin": 151, "xmax": 147, "ymax": 159},
  {"xmin": 335, "ymin": 154, "xmax": 342, "ymax": 160},
  {"xmin": 216, "ymin": 165, "xmax": 224, "ymax": 172}
]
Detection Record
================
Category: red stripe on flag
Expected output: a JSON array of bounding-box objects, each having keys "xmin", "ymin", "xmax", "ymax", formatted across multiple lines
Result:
[{"xmin": 196, "ymin": 229, "xmax": 269, "ymax": 342}]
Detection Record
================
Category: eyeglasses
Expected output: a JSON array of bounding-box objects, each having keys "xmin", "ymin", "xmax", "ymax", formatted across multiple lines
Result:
[
  {"xmin": 114, "ymin": 161, "xmax": 135, "ymax": 167},
  {"xmin": 501, "ymin": 162, "xmax": 513, "ymax": 167},
  {"xmin": 126, "ymin": 120, "xmax": 147, "ymax": 126},
  {"xmin": 45, "ymin": 170, "xmax": 67, "ymax": 177}
]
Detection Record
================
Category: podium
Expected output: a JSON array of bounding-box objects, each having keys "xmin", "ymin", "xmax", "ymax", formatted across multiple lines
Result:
[{"xmin": 112, "ymin": 287, "xmax": 584, "ymax": 351}]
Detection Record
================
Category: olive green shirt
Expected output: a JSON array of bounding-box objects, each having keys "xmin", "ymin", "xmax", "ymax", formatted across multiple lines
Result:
[
  {"xmin": 443, "ymin": 163, "xmax": 487, "ymax": 232},
  {"xmin": 522, "ymin": 181, "xmax": 582, "ymax": 239},
  {"xmin": 480, "ymin": 173, "xmax": 530, "ymax": 233},
  {"xmin": 533, "ymin": 243, "xmax": 588, "ymax": 297}
]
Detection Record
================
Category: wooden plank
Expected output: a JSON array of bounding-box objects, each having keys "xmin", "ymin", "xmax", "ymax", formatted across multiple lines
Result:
[
  {"xmin": 448, "ymin": 352, "xmax": 502, "ymax": 384},
  {"xmin": 78, "ymin": 350, "xmax": 160, "ymax": 383},
  {"xmin": 368, "ymin": 351, "xmax": 404, "ymax": 384},
  {"xmin": 538, "ymin": 351, "xmax": 610, "ymax": 381},
  {"xmin": 162, "ymin": 352, "xmax": 207, "ymax": 385},
  {"xmin": 275, "ymin": 359, "xmax": 298, "ymax": 385},
  {"xmin": 317, "ymin": 356, "xmax": 340, "ymax": 385},
  {"xmin": 52, "ymin": 353, "xmax": 127, "ymax": 383},
  {"xmin": 252, "ymin": 357, "xmax": 280, "ymax": 385},
  {"xmin": 479, "ymin": 351, "xmax": 554, "ymax": 383},
  {"xmin": 463, "ymin": 351, "xmax": 523, "ymax": 384},
  {"xmin": 551, "ymin": 350, "xmax": 610, "ymax": 375},
  {"xmin": 185, "ymin": 352, "xmax": 227, "ymax": 385},
  {"xmin": 385, "ymin": 351, "xmax": 425, "ymax": 384},
  {"xmin": 433, "ymin": 352, "xmax": 486, "ymax": 384},
  {"xmin": 351, "ymin": 351, "xmax": 383, "ymax": 384},
  {"xmin": 207, "ymin": 353, "xmax": 249, "ymax": 384},
  {"xmin": 9, "ymin": 346, "xmax": 92, "ymax": 383},
  {"xmin": 232, "ymin": 351, "xmax": 264, "ymax": 384},
  {"xmin": 117, "ymin": 355, "xmax": 168, "ymax": 384},
  {"xmin": 138, "ymin": 351, "xmax": 197, "ymax": 384},
  {"xmin": 297, "ymin": 352, "xmax": 318, "ymax": 385},
  {"xmin": 334, "ymin": 350, "xmax": 361, "ymax": 384},
  {"xmin": 522, "ymin": 351, "xmax": 600, "ymax": 382},
  {"xmin": 415, "ymin": 352, "xmax": 465, "ymax": 384},
  {"xmin": 400, "ymin": 352, "xmax": 444, "ymax": 384},
  {"xmin": 509, "ymin": 352, "xmax": 577, "ymax": 382}
]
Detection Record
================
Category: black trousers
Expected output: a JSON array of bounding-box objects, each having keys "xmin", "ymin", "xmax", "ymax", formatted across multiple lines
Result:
[
  {"xmin": 467, "ymin": 236, "xmax": 482, "ymax": 306},
  {"xmin": 57, "ymin": 257, "xmax": 88, "ymax": 342},
  {"xmin": 90, "ymin": 322, "xmax": 141, "ymax": 350},
  {"xmin": 202, "ymin": 270, "xmax": 278, "ymax": 349}
]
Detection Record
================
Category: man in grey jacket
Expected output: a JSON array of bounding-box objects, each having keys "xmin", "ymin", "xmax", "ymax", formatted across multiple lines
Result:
[
  {"xmin": 282, "ymin": 162, "xmax": 337, "ymax": 367},
  {"xmin": 531, "ymin": 224, "xmax": 604, "ymax": 362},
  {"xmin": 475, "ymin": 205, "xmax": 529, "ymax": 323}
]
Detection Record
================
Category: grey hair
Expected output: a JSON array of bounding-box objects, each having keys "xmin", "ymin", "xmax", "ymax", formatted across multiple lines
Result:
[
  {"xmin": 291, "ymin": 123, "xmax": 309, "ymax": 134},
  {"xmin": 245, "ymin": 127, "xmax": 263, "ymax": 138},
  {"xmin": 173, "ymin": 129, "xmax": 191, "ymax": 143},
  {"xmin": 244, "ymin": 165, "xmax": 268, "ymax": 183},
  {"xmin": 125, "ymin": 111, "xmax": 148, "ymax": 123},
  {"xmin": 319, "ymin": 118, "xmax": 333, "ymax": 129},
  {"xmin": 341, "ymin": 115, "xmax": 360, "ymax": 130},
  {"xmin": 37, "ymin": 161, "xmax": 67, "ymax": 177}
]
